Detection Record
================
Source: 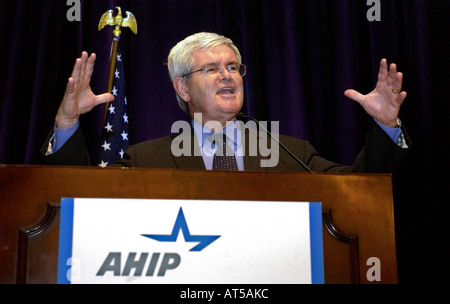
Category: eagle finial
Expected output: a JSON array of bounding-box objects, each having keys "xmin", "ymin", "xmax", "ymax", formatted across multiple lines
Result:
[{"xmin": 98, "ymin": 6, "xmax": 137, "ymax": 37}]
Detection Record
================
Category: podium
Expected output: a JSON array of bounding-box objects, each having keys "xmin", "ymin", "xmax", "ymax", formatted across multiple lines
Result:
[{"xmin": 0, "ymin": 164, "xmax": 398, "ymax": 284}]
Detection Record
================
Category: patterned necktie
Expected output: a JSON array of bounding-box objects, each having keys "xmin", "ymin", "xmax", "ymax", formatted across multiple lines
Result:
[{"xmin": 212, "ymin": 134, "xmax": 238, "ymax": 171}]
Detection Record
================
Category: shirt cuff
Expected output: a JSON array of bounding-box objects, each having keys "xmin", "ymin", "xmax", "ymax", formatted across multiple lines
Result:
[
  {"xmin": 374, "ymin": 118, "xmax": 407, "ymax": 148},
  {"xmin": 53, "ymin": 120, "xmax": 79, "ymax": 152}
]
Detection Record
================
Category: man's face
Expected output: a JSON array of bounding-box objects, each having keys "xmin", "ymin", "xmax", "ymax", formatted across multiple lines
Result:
[{"xmin": 183, "ymin": 44, "xmax": 244, "ymax": 127}]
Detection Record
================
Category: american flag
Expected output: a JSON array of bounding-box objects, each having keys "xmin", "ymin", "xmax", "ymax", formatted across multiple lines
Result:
[{"xmin": 97, "ymin": 49, "xmax": 129, "ymax": 167}]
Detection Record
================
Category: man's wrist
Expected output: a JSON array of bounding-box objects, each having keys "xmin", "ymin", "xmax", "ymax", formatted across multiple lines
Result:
[
  {"xmin": 375, "ymin": 118, "xmax": 400, "ymax": 128},
  {"xmin": 55, "ymin": 119, "xmax": 78, "ymax": 129}
]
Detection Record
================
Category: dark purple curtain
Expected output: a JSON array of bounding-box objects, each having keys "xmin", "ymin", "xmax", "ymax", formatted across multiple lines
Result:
[{"xmin": 1, "ymin": 0, "xmax": 449, "ymax": 283}]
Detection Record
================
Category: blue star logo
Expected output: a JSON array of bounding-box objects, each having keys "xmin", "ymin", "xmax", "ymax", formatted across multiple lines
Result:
[{"xmin": 141, "ymin": 207, "xmax": 221, "ymax": 252}]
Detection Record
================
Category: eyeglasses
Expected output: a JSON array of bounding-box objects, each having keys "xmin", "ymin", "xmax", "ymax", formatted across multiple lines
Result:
[{"xmin": 182, "ymin": 63, "xmax": 246, "ymax": 78}]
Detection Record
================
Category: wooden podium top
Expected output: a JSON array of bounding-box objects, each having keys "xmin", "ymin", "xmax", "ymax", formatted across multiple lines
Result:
[{"xmin": 0, "ymin": 164, "xmax": 397, "ymax": 283}]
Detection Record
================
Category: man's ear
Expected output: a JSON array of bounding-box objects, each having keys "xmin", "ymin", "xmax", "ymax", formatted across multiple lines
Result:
[{"xmin": 173, "ymin": 77, "xmax": 190, "ymax": 102}]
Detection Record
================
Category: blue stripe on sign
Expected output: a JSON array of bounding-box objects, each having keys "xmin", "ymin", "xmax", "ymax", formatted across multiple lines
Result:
[
  {"xmin": 57, "ymin": 198, "xmax": 74, "ymax": 284},
  {"xmin": 309, "ymin": 202, "xmax": 324, "ymax": 284}
]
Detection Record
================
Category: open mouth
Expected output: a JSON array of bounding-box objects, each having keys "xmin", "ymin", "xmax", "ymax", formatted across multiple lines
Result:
[{"xmin": 217, "ymin": 87, "xmax": 235, "ymax": 95}]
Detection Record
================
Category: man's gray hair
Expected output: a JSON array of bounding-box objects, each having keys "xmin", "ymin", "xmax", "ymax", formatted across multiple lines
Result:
[{"xmin": 167, "ymin": 32, "xmax": 242, "ymax": 115}]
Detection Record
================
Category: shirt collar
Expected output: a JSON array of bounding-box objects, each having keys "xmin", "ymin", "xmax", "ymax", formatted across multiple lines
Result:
[{"xmin": 192, "ymin": 118, "xmax": 242, "ymax": 149}]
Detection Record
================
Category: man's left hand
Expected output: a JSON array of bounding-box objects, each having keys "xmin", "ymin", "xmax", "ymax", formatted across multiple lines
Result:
[{"xmin": 344, "ymin": 58, "xmax": 407, "ymax": 127}]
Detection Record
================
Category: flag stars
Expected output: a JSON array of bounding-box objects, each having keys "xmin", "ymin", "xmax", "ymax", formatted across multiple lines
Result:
[
  {"xmin": 121, "ymin": 130, "xmax": 128, "ymax": 141},
  {"xmin": 104, "ymin": 122, "xmax": 113, "ymax": 133},
  {"xmin": 101, "ymin": 140, "xmax": 111, "ymax": 151},
  {"xmin": 108, "ymin": 104, "xmax": 115, "ymax": 114},
  {"xmin": 98, "ymin": 160, "xmax": 108, "ymax": 168},
  {"xmin": 111, "ymin": 86, "xmax": 118, "ymax": 96},
  {"xmin": 119, "ymin": 149, "xmax": 125, "ymax": 159},
  {"xmin": 115, "ymin": 69, "xmax": 120, "ymax": 78},
  {"xmin": 123, "ymin": 113, "xmax": 128, "ymax": 123}
]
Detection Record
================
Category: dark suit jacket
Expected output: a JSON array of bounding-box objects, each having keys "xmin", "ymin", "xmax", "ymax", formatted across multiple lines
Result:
[{"xmin": 41, "ymin": 119, "xmax": 410, "ymax": 173}]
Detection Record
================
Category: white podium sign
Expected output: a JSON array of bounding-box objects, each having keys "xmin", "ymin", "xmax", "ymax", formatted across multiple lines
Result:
[{"xmin": 58, "ymin": 198, "xmax": 324, "ymax": 284}]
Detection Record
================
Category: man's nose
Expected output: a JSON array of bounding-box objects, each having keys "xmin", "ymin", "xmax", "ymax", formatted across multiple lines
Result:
[{"xmin": 219, "ymin": 67, "xmax": 232, "ymax": 80}]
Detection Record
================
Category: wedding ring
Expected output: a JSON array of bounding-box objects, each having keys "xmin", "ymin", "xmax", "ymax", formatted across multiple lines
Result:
[{"xmin": 392, "ymin": 88, "xmax": 400, "ymax": 94}]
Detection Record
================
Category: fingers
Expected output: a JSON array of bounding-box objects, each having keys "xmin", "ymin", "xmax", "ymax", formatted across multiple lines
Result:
[
  {"xmin": 391, "ymin": 71, "xmax": 403, "ymax": 94},
  {"xmin": 85, "ymin": 53, "xmax": 96, "ymax": 79},
  {"xmin": 70, "ymin": 57, "xmax": 82, "ymax": 83},
  {"xmin": 70, "ymin": 51, "xmax": 96, "ymax": 83},
  {"xmin": 389, "ymin": 67, "xmax": 406, "ymax": 109},
  {"xmin": 64, "ymin": 77, "xmax": 76, "ymax": 100},
  {"xmin": 377, "ymin": 58, "xmax": 388, "ymax": 83},
  {"xmin": 387, "ymin": 63, "xmax": 400, "ymax": 86},
  {"xmin": 380, "ymin": 58, "xmax": 404, "ymax": 93},
  {"xmin": 395, "ymin": 91, "xmax": 407, "ymax": 107},
  {"xmin": 80, "ymin": 52, "xmax": 87, "ymax": 79},
  {"xmin": 344, "ymin": 89, "xmax": 365, "ymax": 105},
  {"xmin": 95, "ymin": 93, "xmax": 115, "ymax": 106}
]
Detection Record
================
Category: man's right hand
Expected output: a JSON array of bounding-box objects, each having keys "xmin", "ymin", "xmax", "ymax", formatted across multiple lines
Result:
[{"xmin": 55, "ymin": 52, "xmax": 114, "ymax": 129}]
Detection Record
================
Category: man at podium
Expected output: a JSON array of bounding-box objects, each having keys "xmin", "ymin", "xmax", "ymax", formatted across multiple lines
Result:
[{"xmin": 41, "ymin": 32, "xmax": 410, "ymax": 173}]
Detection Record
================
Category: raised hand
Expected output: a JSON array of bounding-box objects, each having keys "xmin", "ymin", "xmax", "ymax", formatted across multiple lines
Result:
[
  {"xmin": 55, "ymin": 52, "xmax": 114, "ymax": 129},
  {"xmin": 344, "ymin": 58, "xmax": 407, "ymax": 127}
]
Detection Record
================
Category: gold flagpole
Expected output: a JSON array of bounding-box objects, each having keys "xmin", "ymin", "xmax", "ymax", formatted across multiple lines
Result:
[{"xmin": 98, "ymin": 6, "xmax": 137, "ymax": 125}]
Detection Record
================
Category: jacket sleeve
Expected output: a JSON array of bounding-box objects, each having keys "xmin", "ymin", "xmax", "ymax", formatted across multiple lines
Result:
[
  {"xmin": 348, "ymin": 119, "xmax": 411, "ymax": 173},
  {"xmin": 39, "ymin": 127, "xmax": 91, "ymax": 166},
  {"xmin": 304, "ymin": 119, "xmax": 411, "ymax": 173}
]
